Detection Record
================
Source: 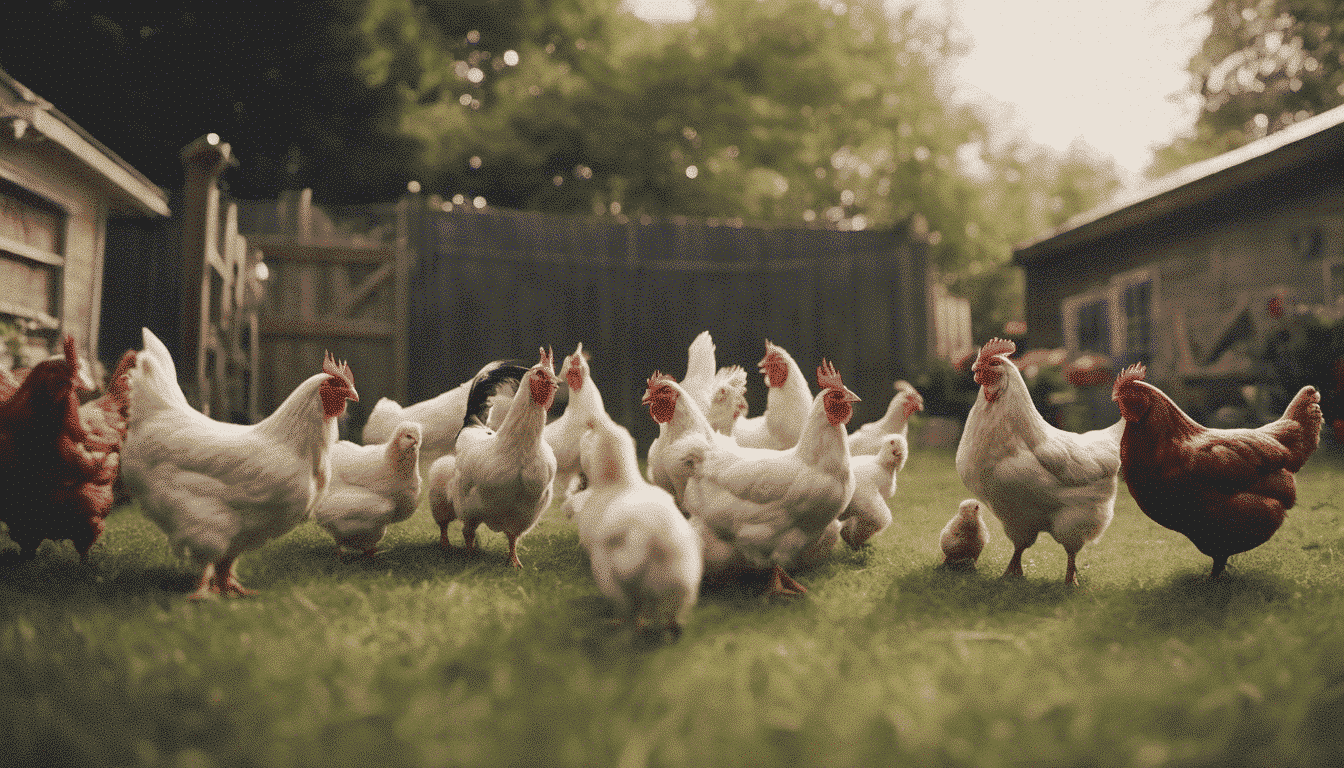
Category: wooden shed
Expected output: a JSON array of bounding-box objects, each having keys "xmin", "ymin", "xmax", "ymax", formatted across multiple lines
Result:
[
  {"xmin": 1013, "ymin": 103, "xmax": 1344, "ymax": 422},
  {"xmin": 0, "ymin": 66, "xmax": 170, "ymax": 371}
]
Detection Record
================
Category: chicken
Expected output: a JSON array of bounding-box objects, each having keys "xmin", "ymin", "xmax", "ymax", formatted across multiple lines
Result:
[
  {"xmin": 77, "ymin": 350, "xmax": 136, "ymax": 454},
  {"xmin": 939, "ymin": 499, "xmax": 989, "ymax": 571},
  {"xmin": 707, "ymin": 365, "xmax": 749, "ymax": 436},
  {"xmin": 732, "ymin": 340, "xmax": 814, "ymax": 450},
  {"xmin": 1112, "ymin": 363, "xmax": 1323, "ymax": 579},
  {"xmin": 314, "ymin": 421, "xmax": 422, "ymax": 557},
  {"xmin": 643, "ymin": 372, "xmax": 771, "ymax": 509},
  {"xmin": 838, "ymin": 433, "xmax": 908, "ymax": 549},
  {"xmin": 848, "ymin": 380, "xmax": 924, "ymax": 456},
  {"xmin": 955, "ymin": 338, "xmax": 1123, "ymax": 586},
  {"xmin": 680, "ymin": 360, "xmax": 860, "ymax": 597},
  {"xmin": 0, "ymin": 336, "xmax": 121, "ymax": 561},
  {"xmin": 679, "ymin": 330, "xmax": 719, "ymax": 419},
  {"xmin": 361, "ymin": 359, "xmax": 518, "ymax": 477},
  {"xmin": 544, "ymin": 343, "xmax": 608, "ymax": 503},
  {"xmin": 568, "ymin": 413, "xmax": 701, "ymax": 640},
  {"xmin": 643, "ymin": 372, "xmax": 716, "ymax": 506},
  {"xmin": 427, "ymin": 348, "xmax": 558, "ymax": 568},
  {"xmin": 121, "ymin": 328, "xmax": 358, "ymax": 598}
]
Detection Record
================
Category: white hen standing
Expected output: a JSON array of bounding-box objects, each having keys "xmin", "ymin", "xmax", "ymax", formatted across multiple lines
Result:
[
  {"xmin": 569, "ymin": 414, "xmax": 702, "ymax": 640},
  {"xmin": 707, "ymin": 365, "xmax": 749, "ymax": 436},
  {"xmin": 732, "ymin": 340, "xmax": 813, "ymax": 450},
  {"xmin": 955, "ymin": 338, "xmax": 1123, "ymax": 586},
  {"xmin": 314, "ymin": 421, "xmax": 422, "ymax": 557},
  {"xmin": 362, "ymin": 359, "xmax": 517, "ymax": 477},
  {"xmin": 848, "ymin": 381, "xmax": 924, "ymax": 456},
  {"xmin": 544, "ymin": 343, "xmax": 607, "ymax": 503},
  {"xmin": 427, "ymin": 348, "xmax": 559, "ymax": 568},
  {"xmin": 681, "ymin": 360, "xmax": 860, "ymax": 597},
  {"xmin": 121, "ymin": 328, "xmax": 358, "ymax": 598},
  {"xmin": 838, "ymin": 433, "xmax": 908, "ymax": 549}
]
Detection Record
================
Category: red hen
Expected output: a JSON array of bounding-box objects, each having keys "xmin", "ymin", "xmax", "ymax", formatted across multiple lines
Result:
[
  {"xmin": 1112, "ymin": 363, "xmax": 1323, "ymax": 578},
  {"xmin": 0, "ymin": 336, "xmax": 123, "ymax": 560}
]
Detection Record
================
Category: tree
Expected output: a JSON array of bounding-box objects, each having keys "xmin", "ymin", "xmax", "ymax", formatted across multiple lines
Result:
[
  {"xmin": 1151, "ymin": 0, "xmax": 1344, "ymax": 176},
  {"xmin": 0, "ymin": 2, "xmax": 417, "ymax": 202}
]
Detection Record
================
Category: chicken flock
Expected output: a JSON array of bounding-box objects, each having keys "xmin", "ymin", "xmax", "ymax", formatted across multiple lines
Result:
[{"xmin": 0, "ymin": 329, "xmax": 1326, "ymax": 639}]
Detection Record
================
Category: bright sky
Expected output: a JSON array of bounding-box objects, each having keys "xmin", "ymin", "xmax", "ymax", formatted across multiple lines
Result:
[{"xmin": 627, "ymin": 0, "xmax": 1213, "ymax": 183}]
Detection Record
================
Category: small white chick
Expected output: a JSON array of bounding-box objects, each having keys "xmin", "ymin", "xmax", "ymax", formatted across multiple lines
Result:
[
  {"xmin": 839, "ymin": 434, "xmax": 908, "ymax": 549},
  {"xmin": 315, "ymin": 421, "xmax": 422, "ymax": 557},
  {"xmin": 940, "ymin": 498, "xmax": 990, "ymax": 571},
  {"xmin": 572, "ymin": 415, "xmax": 702, "ymax": 640}
]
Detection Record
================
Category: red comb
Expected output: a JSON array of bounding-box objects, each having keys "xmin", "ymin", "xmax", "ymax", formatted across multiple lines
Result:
[
  {"xmin": 323, "ymin": 351, "xmax": 355, "ymax": 388},
  {"xmin": 539, "ymin": 346, "xmax": 554, "ymax": 372},
  {"xmin": 977, "ymin": 338, "xmax": 1016, "ymax": 363},
  {"xmin": 816, "ymin": 359, "xmax": 844, "ymax": 391},
  {"xmin": 1112, "ymin": 362, "xmax": 1147, "ymax": 398},
  {"xmin": 646, "ymin": 370, "xmax": 675, "ymax": 388}
]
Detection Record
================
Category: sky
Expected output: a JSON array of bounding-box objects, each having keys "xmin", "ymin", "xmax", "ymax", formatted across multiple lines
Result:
[{"xmin": 627, "ymin": 0, "xmax": 1213, "ymax": 183}]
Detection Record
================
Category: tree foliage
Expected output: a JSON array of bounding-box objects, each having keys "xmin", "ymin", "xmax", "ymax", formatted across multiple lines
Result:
[
  {"xmin": 1152, "ymin": 0, "xmax": 1344, "ymax": 176},
  {"xmin": 0, "ymin": 0, "xmax": 1123, "ymax": 342}
]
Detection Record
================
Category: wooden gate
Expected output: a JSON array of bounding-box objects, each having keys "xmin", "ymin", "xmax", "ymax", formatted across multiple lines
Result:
[
  {"xmin": 247, "ymin": 190, "xmax": 410, "ymax": 435},
  {"xmin": 178, "ymin": 134, "xmax": 264, "ymax": 424}
]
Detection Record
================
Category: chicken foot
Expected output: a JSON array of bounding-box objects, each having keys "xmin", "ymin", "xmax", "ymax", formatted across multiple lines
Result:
[
  {"xmin": 766, "ymin": 564, "xmax": 807, "ymax": 597},
  {"xmin": 188, "ymin": 558, "xmax": 256, "ymax": 600}
]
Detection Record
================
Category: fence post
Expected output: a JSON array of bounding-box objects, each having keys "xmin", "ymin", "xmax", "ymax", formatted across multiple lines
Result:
[{"xmin": 178, "ymin": 133, "xmax": 231, "ymax": 411}]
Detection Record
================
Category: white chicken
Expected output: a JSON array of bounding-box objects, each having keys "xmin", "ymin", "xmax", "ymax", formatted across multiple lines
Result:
[
  {"xmin": 568, "ymin": 413, "xmax": 702, "ymax": 639},
  {"xmin": 706, "ymin": 365, "xmax": 749, "ymax": 436},
  {"xmin": 732, "ymin": 340, "xmax": 813, "ymax": 450},
  {"xmin": 679, "ymin": 330, "xmax": 718, "ymax": 419},
  {"xmin": 955, "ymin": 338, "xmax": 1123, "ymax": 586},
  {"xmin": 361, "ymin": 359, "xmax": 517, "ymax": 476},
  {"xmin": 643, "ymin": 372, "xmax": 772, "ymax": 509},
  {"xmin": 940, "ymin": 499, "xmax": 990, "ymax": 571},
  {"xmin": 314, "ymin": 421, "xmax": 422, "ymax": 557},
  {"xmin": 838, "ymin": 433, "xmax": 908, "ymax": 549},
  {"xmin": 680, "ymin": 360, "xmax": 860, "ymax": 597},
  {"xmin": 543, "ymin": 343, "xmax": 607, "ymax": 503},
  {"xmin": 121, "ymin": 328, "xmax": 358, "ymax": 598},
  {"xmin": 848, "ymin": 380, "xmax": 924, "ymax": 456},
  {"xmin": 427, "ymin": 348, "xmax": 559, "ymax": 568}
]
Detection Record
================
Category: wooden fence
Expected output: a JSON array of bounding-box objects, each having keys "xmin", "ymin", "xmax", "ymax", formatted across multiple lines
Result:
[
  {"xmin": 403, "ymin": 202, "xmax": 930, "ymax": 447},
  {"xmin": 236, "ymin": 191, "xmax": 409, "ymax": 437},
  {"xmin": 114, "ymin": 184, "xmax": 931, "ymax": 448}
]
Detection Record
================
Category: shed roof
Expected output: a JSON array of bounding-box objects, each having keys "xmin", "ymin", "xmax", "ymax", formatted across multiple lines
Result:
[
  {"xmin": 0, "ymin": 66, "xmax": 170, "ymax": 218},
  {"xmin": 1013, "ymin": 102, "xmax": 1344, "ymax": 265}
]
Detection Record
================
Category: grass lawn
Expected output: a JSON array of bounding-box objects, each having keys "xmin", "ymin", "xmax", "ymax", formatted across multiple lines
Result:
[{"xmin": 3, "ymin": 443, "xmax": 1344, "ymax": 768}]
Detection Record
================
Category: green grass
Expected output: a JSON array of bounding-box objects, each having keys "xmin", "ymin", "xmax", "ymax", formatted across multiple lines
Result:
[{"xmin": 4, "ymin": 446, "xmax": 1344, "ymax": 767}]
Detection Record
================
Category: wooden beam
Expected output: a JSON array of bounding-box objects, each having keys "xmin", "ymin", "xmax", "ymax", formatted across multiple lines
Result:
[
  {"xmin": 258, "ymin": 315, "xmax": 394, "ymax": 339},
  {"xmin": 251, "ymin": 237, "xmax": 393, "ymax": 265},
  {"xmin": 333, "ymin": 261, "xmax": 392, "ymax": 317}
]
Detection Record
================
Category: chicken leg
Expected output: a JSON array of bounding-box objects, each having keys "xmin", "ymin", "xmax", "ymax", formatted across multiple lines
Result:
[{"xmin": 766, "ymin": 564, "xmax": 807, "ymax": 597}]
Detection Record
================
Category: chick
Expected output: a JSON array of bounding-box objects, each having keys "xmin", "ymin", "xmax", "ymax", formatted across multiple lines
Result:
[{"xmin": 939, "ymin": 499, "xmax": 989, "ymax": 571}]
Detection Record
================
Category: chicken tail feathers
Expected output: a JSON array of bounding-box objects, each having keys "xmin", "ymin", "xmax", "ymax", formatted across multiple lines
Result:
[
  {"xmin": 462, "ymin": 362, "xmax": 530, "ymax": 429},
  {"xmin": 1273, "ymin": 385, "xmax": 1323, "ymax": 470}
]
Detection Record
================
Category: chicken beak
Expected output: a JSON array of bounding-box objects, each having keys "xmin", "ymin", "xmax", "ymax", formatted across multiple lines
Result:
[{"xmin": 844, "ymin": 387, "xmax": 861, "ymax": 403}]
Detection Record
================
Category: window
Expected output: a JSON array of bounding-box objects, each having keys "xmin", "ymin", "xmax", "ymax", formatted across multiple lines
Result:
[
  {"xmin": 1076, "ymin": 299, "xmax": 1110, "ymax": 356},
  {"xmin": 1122, "ymin": 279, "xmax": 1153, "ymax": 365},
  {"xmin": 0, "ymin": 179, "xmax": 65, "ymax": 334},
  {"xmin": 1063, "ymin": 270, "xmax": 1156, "ymax": 366}
]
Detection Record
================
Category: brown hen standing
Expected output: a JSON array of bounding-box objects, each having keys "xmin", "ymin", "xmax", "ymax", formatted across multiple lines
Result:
[
  {"xmin": 1112, "ymin": 363, "xmax": 1323, "ymax": 579},
  {"xmin": 0, "ymin": 337, "xmax": 124, "ymax": 561}
]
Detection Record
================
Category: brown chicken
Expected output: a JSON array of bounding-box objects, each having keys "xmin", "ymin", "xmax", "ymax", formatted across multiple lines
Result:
[
  {"xmin": 0, "ymin": 336, "xmax": 124, "ymax": 560},
  {"xmin": 1112, "ymin": 363, "xmax": 1323, "ymax": 578}
]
